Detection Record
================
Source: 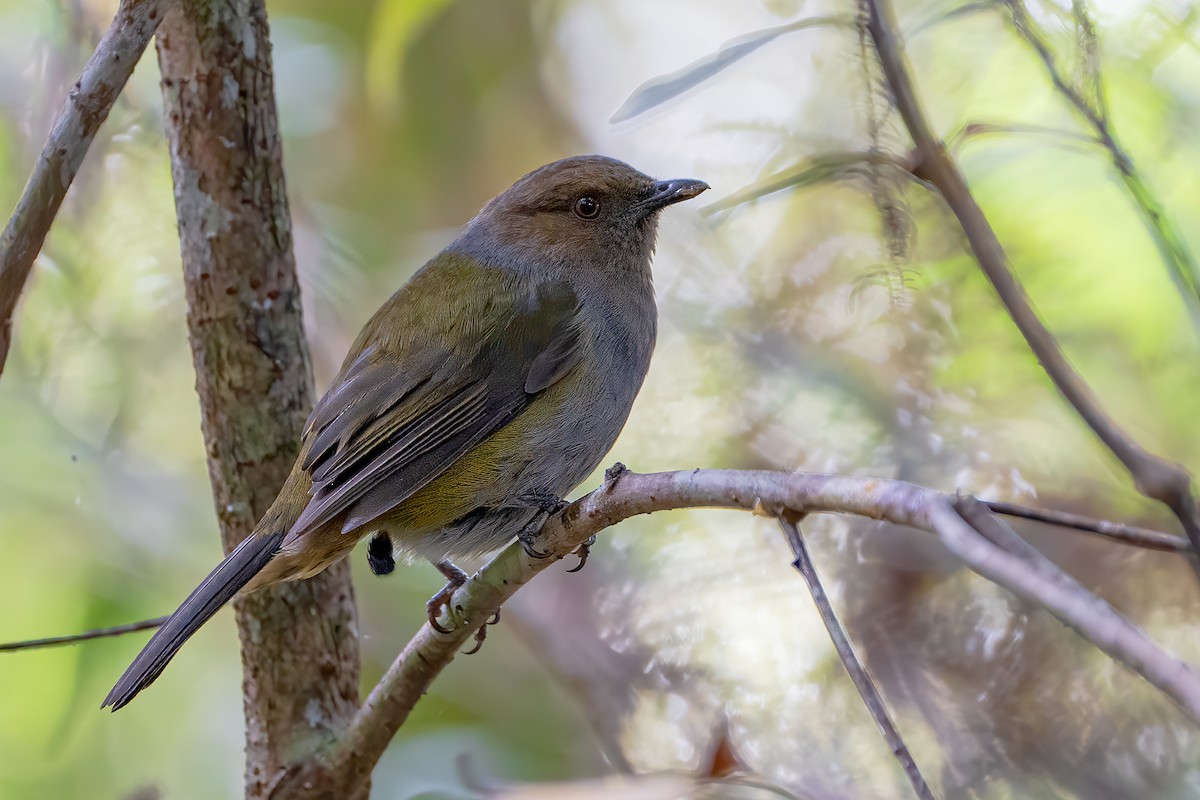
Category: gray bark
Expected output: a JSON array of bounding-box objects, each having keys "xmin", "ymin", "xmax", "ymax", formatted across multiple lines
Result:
[{"xmin": 154, "ymin": 2, "xmax": 363, "ymax": 797}]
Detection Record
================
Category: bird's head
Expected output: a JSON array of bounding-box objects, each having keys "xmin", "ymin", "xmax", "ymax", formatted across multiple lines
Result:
[{"xmin": 454, "ymin": 155, "xmax": 708, "ymax": 280}]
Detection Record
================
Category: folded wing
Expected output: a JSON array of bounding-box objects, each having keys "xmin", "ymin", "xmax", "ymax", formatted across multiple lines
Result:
[{"xmin": 290, "ymin": 264, "xmax": 583, "ymax": 539}]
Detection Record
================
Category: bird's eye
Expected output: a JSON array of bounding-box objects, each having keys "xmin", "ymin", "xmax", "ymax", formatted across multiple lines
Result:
[{"xmin": 574, "ymin": 196, "xmax": 601, "ymax": 220}]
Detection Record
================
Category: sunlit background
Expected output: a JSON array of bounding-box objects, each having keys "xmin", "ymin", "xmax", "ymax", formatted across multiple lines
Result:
[{"xmin": 3, "ymin": 0, "xmax": 1200, "ymax": 797}]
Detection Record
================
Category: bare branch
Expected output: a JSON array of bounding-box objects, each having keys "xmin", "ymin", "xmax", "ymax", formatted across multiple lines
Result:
[
  {"xmin": 0, "ymin": 616, "xmax": 166, "ymax": 653},
  {"xmin": 778, "ymin": 516, "xmax": 936, "ymax": 800},
  {"xmin": 274, "ymin": 468, "xmax": 1200, "ymax": 796},
  {"xmin": 986, "ymin": 500, "xmax": 1192, "ymax": 555},
  {"xmin": 0, "ymin": 496, "xmax": 1181, "ymax": 669},
  {"xmin": 0, "ymin": 0, "xmax": 173, "ymax": 376},
  {"xmin": 0, "ymin": 495, "xmax": 1184, "ymax": 657},
  {"xmin": 863, "ymin": 0, "xmax": 1200, "ymax": 582}
]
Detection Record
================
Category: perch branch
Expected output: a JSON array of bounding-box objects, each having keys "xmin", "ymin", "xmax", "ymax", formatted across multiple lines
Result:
[
  {"xmin": 0, "ymin": 0, "xmax": 173, "ymax": 376},
  {"xmin": 778, "ymin": 516, "xmax": 935, "ymax": 799},
  {"xmin": 863, "ymin": 0, "xmax": 1200, "ymax": 581},
  {"xmin": 0, "ymin": 495, "xmax": 1190, "ymax": 656},
  {"xmin": 274, "ymin": 468, "xmax": 1200, "ymax": 797}
]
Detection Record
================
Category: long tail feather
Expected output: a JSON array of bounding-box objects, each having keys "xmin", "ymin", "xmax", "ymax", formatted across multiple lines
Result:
[{"xmin": 102, "ymin": 529, "xmax": 286, "ymax": 711}]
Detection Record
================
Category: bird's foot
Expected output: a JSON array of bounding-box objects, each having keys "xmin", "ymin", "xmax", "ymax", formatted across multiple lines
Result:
[
  {"xmin": 367, "ymin": 532, "xmax": 395, "ymax": 576},
  {"xmin": 427, "ymin": 561, "xmax": 502, "ymax": 654},
  {"xmin": 427, "ymin": 560, "xmax": 469, "ymax": 634},
  {"xmin": 518, "ymin": 527, "xmax": 552, "ymax": 560},
  {"xmin": 518, "ymin": 490, "xmax": 568, "ymax": 516},
  {"xmin": 516, "ymin": 491, "xmax": 568, "ymax": 559},
  {"xmin": 566, "ymin": 535, "xmax": 597, "ymax": 573},
  {"xmin": 463, "ymin": 609, "xmax": 502, "ymax": 656}
]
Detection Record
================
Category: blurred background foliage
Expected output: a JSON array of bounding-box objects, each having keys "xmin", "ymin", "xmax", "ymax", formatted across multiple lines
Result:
[{"xmin": 2, "ymin": 0, "xmax": 1200, "ymax": 797}]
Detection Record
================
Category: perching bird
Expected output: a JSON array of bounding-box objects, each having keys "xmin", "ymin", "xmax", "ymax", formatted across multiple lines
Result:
[{"xmin": 103, "ymin": 155, "xmax": 707, "ymax": 710}]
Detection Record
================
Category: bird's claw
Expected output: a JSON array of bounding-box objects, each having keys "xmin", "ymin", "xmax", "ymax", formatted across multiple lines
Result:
[
  {"xmin": 462, "ymin": 609, "xmax": 502, "ymax": 656},
  {"xmin": 519, "ymin": 529, "xmax": 552, "ymax": 560},
  {"xmin": 566, "ymin": 535, "xmax": 597, "ymax": 573},
  {"xmin": 518, "ymin": 490, "xmax": 568, "ymax": 516},
  {"xmin": 517, "ymin": 490, "xmax": 568, "ymax": 558},
  {"xmin": 426, "ymin": 586, "xmax": 459, "ymax": 634},
  {"xmin": 427, "ymin": 561, "xmax": 469, "ymax": 633}
]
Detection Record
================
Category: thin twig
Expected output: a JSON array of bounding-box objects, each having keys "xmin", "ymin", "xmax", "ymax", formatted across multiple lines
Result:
[
  {"xmin": 272, "ymin": 468, "xmax": 1200, "ymax": 797},
  {"xmin": 0, "ymin": 0, "xmax": 173, "ymax": 376},
  {"xmin": 905, "ymin": 0, "xmax": 996, "ymax": 37},
  {"xmin": 1001, "ymin": 0, "xmax": 1200, "ymax": 330},
  {"xmin": 945, "ymin": 121, "xmax": 1099, "ymax": 156},
  {"xmin": 863, "ymin": 0, "xmax": 1200, "ymax": 583},
  {"xmin": 703, "ymin": 151, "xmax": 922, "ymax": 216},
  {"xmin": 778, "ymin": 516, "xmax": 936, "ymax": 800},
  {"xmin": 985, "ymin": 500, "xmax": 1191, "ymax": 555},
  {"xmin": 0, "ymin": 616, "xmax": 166, "ymax": 652}
]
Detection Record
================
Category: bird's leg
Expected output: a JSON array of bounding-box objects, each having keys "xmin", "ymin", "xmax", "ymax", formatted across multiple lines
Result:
[
  {"xmin": 367, "ymin": 531, "xmax": 395, "ymax": 576},
  {"xmin": 427, "ymin": 560, "xmax": 469, "ymax": 634},
  {"xmin": 516, "ymin": 490, "xmax": 568, "ymax": 559}
]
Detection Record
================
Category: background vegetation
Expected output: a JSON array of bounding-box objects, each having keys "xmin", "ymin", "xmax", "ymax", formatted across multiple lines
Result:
[{"xmin": 2, "ymin": 0, "xmax": 1200, "ymax": 797}]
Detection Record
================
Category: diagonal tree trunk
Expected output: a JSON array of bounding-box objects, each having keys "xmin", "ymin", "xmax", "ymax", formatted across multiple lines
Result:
[{"xmin": 154, "ymin": 2, "xmax": 363, "ymax": 797}]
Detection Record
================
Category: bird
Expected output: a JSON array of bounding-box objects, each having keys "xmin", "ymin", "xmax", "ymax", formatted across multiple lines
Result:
[{"xmin": 103, "ymin": 154, "xmax": 708, "ymax": 710}]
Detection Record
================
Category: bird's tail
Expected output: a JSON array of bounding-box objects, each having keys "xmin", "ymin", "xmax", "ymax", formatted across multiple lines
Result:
[{"xmin": 102, "ymin": 529, "xmax": 286, "ymax": 711}]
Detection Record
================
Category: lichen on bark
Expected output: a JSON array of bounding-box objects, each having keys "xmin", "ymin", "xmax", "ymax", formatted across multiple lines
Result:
[{"xmin": 154, "ymin": 1, "xmax": 363, "ymax": 797}]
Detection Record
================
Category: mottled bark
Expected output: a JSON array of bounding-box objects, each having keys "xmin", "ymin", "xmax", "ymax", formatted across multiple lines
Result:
[{"xmin": 154, "ymin": 2, "xmax": 362, "ymax": 798}]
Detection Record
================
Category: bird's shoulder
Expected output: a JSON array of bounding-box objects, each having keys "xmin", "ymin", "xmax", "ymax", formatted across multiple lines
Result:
[{"xmin": 347, "ymin": 250, "xmax": 580, "ymax": 365}]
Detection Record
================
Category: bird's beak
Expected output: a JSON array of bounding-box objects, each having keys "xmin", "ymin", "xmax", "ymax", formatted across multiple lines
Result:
[{"xmin": 641, "ymin": 178, "xmax": 710, "ymax": 213}]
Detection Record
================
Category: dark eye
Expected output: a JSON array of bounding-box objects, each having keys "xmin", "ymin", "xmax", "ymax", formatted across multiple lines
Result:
[{"xmin": 574, "ymin": 196, "xmax": 601, "ymax": 219}]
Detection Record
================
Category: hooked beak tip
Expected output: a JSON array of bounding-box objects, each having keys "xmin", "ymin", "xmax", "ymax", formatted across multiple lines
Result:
[{"xmin": 644, "ymin": 178, "xmax": 710, "ymax": 212}]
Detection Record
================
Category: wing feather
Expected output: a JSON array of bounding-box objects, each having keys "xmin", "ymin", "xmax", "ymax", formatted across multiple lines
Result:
[{"xmin": 285, "ymin": 262, "xmax": 585, "ymax": 541}]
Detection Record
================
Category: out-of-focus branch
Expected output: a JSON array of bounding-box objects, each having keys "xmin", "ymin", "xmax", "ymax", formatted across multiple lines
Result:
[
  {"xmin": 0, "ymin": 0, "xmax": 173, "ymax": 376},
  {"xmin": 701, "ymin": 151, "xmax": 923, "ymax": 216},
  {"xmin": 274, "ymin": 467, "xmax": 1200, "ymax": 797},
  {"xmin": 0, "ymin": 616, "xmax": 167, "ymax": 652},
  {"xmin": 906, "ymin": 1, "xmax": 995, "ymax": 37},
  {"xmin": 945, "ymin": 121, "xmax": 1099, "ymax": 156},
  {"xmin": 863, "ymin": 0, "xmax": 1200, "ymax": 582},
  {"xmin": 778, "ymin": 516, "xmax": 935, "ymax": 800},
  {"xmin": 1001, "ymin": 0, "xmax": 1200, "ymax": 329}
]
